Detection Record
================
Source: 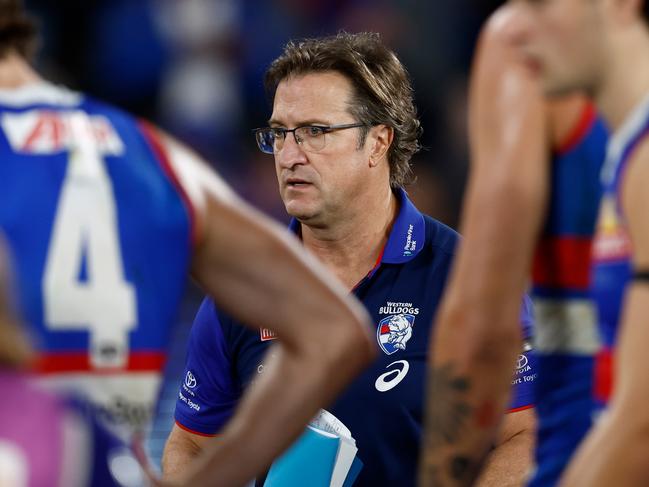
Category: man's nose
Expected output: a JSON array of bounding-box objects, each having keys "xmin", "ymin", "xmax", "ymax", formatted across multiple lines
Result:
[{"xmin": 276, "ymin": 132, "xmax": 307, "ymax": 169}]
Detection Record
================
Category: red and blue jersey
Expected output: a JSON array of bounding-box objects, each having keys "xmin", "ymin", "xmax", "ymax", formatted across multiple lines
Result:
[
  {"xmin": 529, "ymin": 103, "xmax": 608, "ymax": 487},
  {"xmin": 591, "ymin": 92, "xmax": 649, "ymax": 405},
  {"xmin": 0, "ymin": 82, "xmax": 193, "ymax": 435},
  {"xmin": 174, "ymin": 189, "xmax": 535, "ymax": 487}
]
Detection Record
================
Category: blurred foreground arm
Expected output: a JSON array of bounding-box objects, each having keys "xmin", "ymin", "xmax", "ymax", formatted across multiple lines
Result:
[
  {"xmin": 153, "ymin": 129, "xmax": 376, "ymax": 486},
  {"xmin": 419, "ymin": 8, "xmax": 547, "ymax": 486}
]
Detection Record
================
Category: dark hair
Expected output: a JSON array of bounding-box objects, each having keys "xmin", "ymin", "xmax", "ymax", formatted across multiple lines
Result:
[
  {"xmin": 0, "ymin": 0, "xmax": 37, "ymax": 60},
  {"xmin": 644, "ymin": 0, "xmax": 649, "ymax": 23},
  {"xmin": 264, "ymin": 31, "xmax": 422, "ymax": 189}
]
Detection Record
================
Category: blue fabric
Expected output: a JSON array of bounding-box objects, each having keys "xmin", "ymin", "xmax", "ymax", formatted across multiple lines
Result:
[
  {"xmin": 544, "ymin": 116, "xmax": 608, "ymax": 236},
  {"xmin": 528, "ymin": 354, "xmax": 599, "ymax": 487}
]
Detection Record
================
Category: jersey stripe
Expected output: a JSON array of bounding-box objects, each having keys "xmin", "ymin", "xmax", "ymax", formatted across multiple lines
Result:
[
  {"xmin": 555, "ymin": 102, "xmax": 596, "ymax": 155},
  {"xmin": 593, "ymin": 347, "xmax": 614, "ymax": 404},
  {"xmin": 138, "ymin": 120, "xmax": 198, "ymax": 247},
  {"xmin": 34, "ymin": 351, "xmax": 166, "ymax": 374},
  {"xmin": 533, "ymin": 298, "xmax": 600, "ymax": 354},
  {"xmin": 532, "ymin": 236, "xmax": 593, "ymax": 290}
]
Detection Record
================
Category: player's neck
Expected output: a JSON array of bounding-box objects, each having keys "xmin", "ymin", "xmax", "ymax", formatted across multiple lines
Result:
[
  {"xmin": 301, "ymin": 187, "xmax": 398, "ymax": 290},
  {"xmin": 0, "ymin": 51, "xmax": 41, "ymax": 89},
  {"xmin": 598, "ymin": 25, "xmax": 649, "ymax": 131}
]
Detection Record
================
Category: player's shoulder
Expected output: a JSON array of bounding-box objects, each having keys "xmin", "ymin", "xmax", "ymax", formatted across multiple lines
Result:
[
  {"xmin": 479, "ymin": 4, "xmax": 515, "ymax": 44},
  {"xmin": 476, "ymin": 3, "xmax": 528, "ymax": 61},
  {"xmin": 80, "ymin": 93, "xmax": 144, "ymax": 131}
]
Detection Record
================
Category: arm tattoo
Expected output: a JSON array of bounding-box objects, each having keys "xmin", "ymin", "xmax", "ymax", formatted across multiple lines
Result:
[
  {"xmin": 420, "ymin": 363, "xmax": 487, "ymax": 486},
  {"xmin": 425, "ymin": 364, "xmax": 472, "ymax": 449}
]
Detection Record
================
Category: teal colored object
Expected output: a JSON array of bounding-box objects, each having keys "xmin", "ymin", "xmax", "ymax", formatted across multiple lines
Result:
[{"xmin": 264, "ymin": 426, "xmax": 340, "ymax": 487}]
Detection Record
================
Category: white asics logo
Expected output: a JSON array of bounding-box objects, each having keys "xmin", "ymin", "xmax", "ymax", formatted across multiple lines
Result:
[{"xmin": 374, "ymin": 360, "xmax": 410, "ymax": 392}]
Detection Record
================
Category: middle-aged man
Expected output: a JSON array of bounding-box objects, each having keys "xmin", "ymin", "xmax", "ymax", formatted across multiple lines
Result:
[
  {"xmin": 163, "ymin": 32, "xmax": 536, "ymax": 487},
  {"xmin": 503, "ymin": 1, "xmax": 649, "ymax": 486},
  {"xmin": 419, "ymin": 4, "xmax": 608, "ymax": 487}
]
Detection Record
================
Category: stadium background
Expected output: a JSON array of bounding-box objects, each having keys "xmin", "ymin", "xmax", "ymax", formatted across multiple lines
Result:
[{"xmin": 24, "ymin": 0, "xmax": 500, "ymax": 466}]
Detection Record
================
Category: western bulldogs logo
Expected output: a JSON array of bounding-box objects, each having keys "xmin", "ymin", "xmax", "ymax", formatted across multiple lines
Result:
[{"xmin": 377, "ymin": 314, "xmax": 415, "ymax": 355}]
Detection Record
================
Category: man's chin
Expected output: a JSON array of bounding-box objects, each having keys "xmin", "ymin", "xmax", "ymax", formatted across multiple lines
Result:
[{"xmin": 284, "ymin": 202, "xmax": 319, "ymax": 223}]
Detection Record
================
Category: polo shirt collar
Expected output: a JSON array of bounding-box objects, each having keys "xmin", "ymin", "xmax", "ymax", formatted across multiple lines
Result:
[
  {"xmin": 381, "ymin": 188, "xmax": 426, "ymax": 264},
  {"xmin": 288, "ymin": 188, "xmax": 425, "ymax": 264}
]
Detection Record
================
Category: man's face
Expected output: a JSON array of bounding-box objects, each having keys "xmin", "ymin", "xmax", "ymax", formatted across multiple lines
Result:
[
  {"xmin": 270, "ymin": 71, "xmax": 373, "ymax": 225},
  {"xmin": 509, "ymin": 0, "xmax": 608, "ymax": 96}
]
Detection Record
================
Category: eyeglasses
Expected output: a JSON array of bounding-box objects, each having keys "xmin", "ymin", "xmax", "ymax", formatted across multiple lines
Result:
[{"xmin": 253, "ymin": 123, "xmax": 366, "ymax": 154}]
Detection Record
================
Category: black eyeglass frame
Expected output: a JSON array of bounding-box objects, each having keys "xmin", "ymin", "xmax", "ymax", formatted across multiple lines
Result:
[{"xmin": 253, "ymin": 122, "xmax": 367, "ymax": 154}]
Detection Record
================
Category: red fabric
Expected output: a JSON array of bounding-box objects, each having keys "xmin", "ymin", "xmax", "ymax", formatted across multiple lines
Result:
[
  {"xmin": 34, "ymin": 351, "xmax": 166, "ymax": 374},
  {"xmin": 555, "ymin": 102, "xmax": 596, "ymax": 155},
  {"xmin": 532, "ymin": 236, "xmax": 593, "ymax": 289}
]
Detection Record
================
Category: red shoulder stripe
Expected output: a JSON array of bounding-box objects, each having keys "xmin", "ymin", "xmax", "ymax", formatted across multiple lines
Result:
[
  {"xmin": 138, "ymin": 120, "xmax": 199, "ymax": 248},
  {"xmin": 556, "ymin": 102, "xmax": 596, "ymax": 155}
]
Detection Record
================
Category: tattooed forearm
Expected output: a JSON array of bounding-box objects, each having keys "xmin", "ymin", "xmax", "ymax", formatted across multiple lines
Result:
[
  {"xmin": 419, "ymin": 363, "xmax": 489, "ymax": 487},
  {"xmin": 425, "ymin": 364, "xmax": 472, "ymax": 449}
]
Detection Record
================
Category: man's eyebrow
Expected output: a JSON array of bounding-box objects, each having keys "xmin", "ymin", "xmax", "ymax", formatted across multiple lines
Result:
[{"xmin": 267, "ymin": 118, "xmax": 332, "ymax": 127}]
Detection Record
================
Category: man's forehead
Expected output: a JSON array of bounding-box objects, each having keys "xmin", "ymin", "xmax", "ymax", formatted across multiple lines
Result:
[{"xmin": 270, "ymin": 71, "xmax": 354, "ymax": 124}]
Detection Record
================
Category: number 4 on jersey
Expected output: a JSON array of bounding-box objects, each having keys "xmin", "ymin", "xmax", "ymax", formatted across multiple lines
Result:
[{"xmin": 43, "ymin": 112, "xmax": 136, "ymax": 369}]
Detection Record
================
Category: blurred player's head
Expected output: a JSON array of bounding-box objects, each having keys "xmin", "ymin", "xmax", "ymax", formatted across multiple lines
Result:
[
  {"xmin": 264, "ymin": 32, "xmax": 421, "ymax": 190},
  {"xmin": 0, "ymin": 238, "xmax": 33, "ymax": 368},
  {"xmin": 508, "ymin": 0, "xmax": 649, "ymax": 98},
  {"xmin": 0, "ymin": 0, "xmax": 37, "ymax": 61}
]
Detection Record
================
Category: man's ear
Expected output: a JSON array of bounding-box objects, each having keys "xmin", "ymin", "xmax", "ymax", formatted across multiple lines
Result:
[{"xmin": 368, "ymin": 125, "xmax": 394, "ymax": 167}]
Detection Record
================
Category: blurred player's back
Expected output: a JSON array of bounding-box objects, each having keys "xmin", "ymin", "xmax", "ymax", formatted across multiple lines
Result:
[
  {"xmin": 0, "ymin": 81, "xmax": 193, "ymax": 434},
  {"xmin": 529, "ymin": 99, "xmax": 608, "ymax": 486}
]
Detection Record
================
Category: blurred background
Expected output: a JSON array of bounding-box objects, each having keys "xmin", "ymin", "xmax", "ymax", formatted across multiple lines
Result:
[{"xmin": 23, "ymin": 0, "xmax": 501, "ymax": 465}]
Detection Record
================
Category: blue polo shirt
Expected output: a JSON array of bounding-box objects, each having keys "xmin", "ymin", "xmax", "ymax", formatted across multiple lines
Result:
[{"xmin": 174, "ymin": 189, "xmax": 535, "ymax": 487}]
